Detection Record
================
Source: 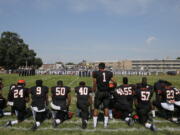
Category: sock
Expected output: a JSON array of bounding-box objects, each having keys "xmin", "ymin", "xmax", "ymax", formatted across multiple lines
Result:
[
  {"xmin": 11, "ymin": 120, "xmax": 18, "ymax": 125},
  {"xmin": 93, "ymin": 116, "xmax": 97, "ymax": 128},
  {"xmin": 125, "ymin": 117, "xmax": 130, "ymax": 122},
  {"xmin": 3, "ymin": 112, "xmax": 12, "ymax": 116},
  {"xmin": 145, "ymin": 122, "xmax": 152, "ymax": 129},
  {"xmin": 36, "ymin": 121, "xmax": 40, "ymax": 127},
  {"xmin": 171, "ymin": 117, "xmax": 178, "ymax": 122},
  {"xmin": 109, "ymin": 110, "xmax": 113, "ymax": 119},
  {"xmin": 55, "ymin": 119, "xmax": 61, "ymax": 124},
  {"xmin": 104, "ymin": 116, "xmax": 109, "ymax": 127},
  {"xmin": 151, "ymin": 110, "xmax": 156, "ymax": 117}
]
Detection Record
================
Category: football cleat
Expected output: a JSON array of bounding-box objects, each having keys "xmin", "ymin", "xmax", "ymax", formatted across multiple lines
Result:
[
  {"xmin": 128, "ymin": 118, "xmax": 134, "ymax": 126},
  {"xmin": 150, "ymin": 124, "xmax": 158, "ymax": 132},
  {"xmin": 4, "ymin": 121, "xmax": 12, "ymax": 127},
  {"xmin": 52, "ymin": 120, "xmax": 58, "ymax": 128},
  {"xmin": 31, "ymin": 123, "xmax": 38, "ymax": 131},
  {"xmin": 82, "ymin": 121, "xmax": 87, "ymax": 129}
]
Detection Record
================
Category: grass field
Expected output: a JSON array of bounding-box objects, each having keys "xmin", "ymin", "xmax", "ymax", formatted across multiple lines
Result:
[{"xmin": 0, "ymin": 74, "xmax": 180, "ymax": 135}]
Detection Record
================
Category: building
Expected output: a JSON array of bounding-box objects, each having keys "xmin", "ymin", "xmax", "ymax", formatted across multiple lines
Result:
[
  {"xmin": 91, "ymin": 60, "xmax": 132, "ymax": 70},
  {"xmin": 132, "ymin": 59, "xmax": 180, "ymax": 72}
]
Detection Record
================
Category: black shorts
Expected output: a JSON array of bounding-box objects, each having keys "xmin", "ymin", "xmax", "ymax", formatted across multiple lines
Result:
[
  {"xmin": 136, "ymin": 104, "xmax": 151, "ymax": 124},
  {"xmin": 114, "ymin": 101, "xmax": 132, "ymax": 113},
  {"xmin": 94, "ymin": 91, "xmax": 110, "ymax": 109},
  {"xmin": 77, "ymin": 101, "xmax": 89, "ymax": 111},
  {"xmin": 14, "ymin": 106, "xmax": 26, "ymax": 121},
  {"xmin": 55, "ymin": 110, "xmax": 68, "ymax": 121}
]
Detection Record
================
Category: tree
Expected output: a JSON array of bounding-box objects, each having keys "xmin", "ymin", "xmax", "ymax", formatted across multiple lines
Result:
[
  {"xmin": 0, "ymin": 31, "xmax": 43, "ymax": 69},
  {"xmin": 34, "ymin": 57, "xmax": 43, "ymax": 68},
  {"xmin": 66, "ymin": 62, "xmax": 75, "ymax": 65},
  {"xmin": 177, "ymin": 57, "xmax": 180, "ymax": 60}
]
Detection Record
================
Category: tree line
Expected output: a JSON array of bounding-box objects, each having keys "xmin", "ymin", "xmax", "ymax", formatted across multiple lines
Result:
[{"xmin": 0, "ymin": 32, "xmax": 43, "ymax": 70}]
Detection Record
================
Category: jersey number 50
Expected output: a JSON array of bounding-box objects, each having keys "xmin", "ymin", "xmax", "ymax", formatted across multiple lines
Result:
[{"xmin": 56, "ymin": 88, "xmax": 66, "ymax": 96}]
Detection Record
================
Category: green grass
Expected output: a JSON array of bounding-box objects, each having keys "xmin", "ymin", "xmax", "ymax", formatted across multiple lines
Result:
[{"xmin": 1, "ymin": 74, "xmax": 180, "ymax": 135}]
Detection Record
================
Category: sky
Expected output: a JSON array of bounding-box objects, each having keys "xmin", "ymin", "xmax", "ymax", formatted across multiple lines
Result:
[{"xmin": 0, "ymin": 0, "xmax": 180, "ymax": 64}]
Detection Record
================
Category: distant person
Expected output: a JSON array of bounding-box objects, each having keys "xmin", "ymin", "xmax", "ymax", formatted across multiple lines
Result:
[
  {"xmin": 75, "ymin": 81, "xmax": 92, "ymax": 129},
  {"xmin": 50, "ymin": 80, "xmax": 71, "ymax": 128},
  {"xmin": 30, "ymin": 80, "xmax": 49, "ymax": 131},
  {"xmin": 92, "ymin": 62, "xmax": 116, "ymax": 128}
]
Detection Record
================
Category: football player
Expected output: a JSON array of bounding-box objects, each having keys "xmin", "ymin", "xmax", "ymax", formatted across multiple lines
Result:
[
  {"xmin": 0, "ymin": 94, "xmax": 7, "ymax": 118},
  {"xmin": 113, "ymin": 80, "xmax": 134, "ymax": 126},
  {"xmin": 159, "ymin": 81, "xmax": 176, "ymax": 121},
  {"xmin": 5, "ymin": 80, "xmax": 29, "ymax": 126},
  {"xmin": 7, "ymin": 84, "xmax": 17, "ymax": 115},
  {"xmin": 120, "ymin": 77, "xmax": 135, "ymax": 110},
  {"xmin": 152, "ymin": 80, "xmax": 167, "ymax": 117},
  {"xmin": 134, "ymin": 77, "xmax": 157, "ymax": 131},
  {"xmin": 50, "ymin": 80, "xmax": 71, "ymax": 128},
  {"xmin": 30, "ymin": 80, "xmax": 49, "ymax": 131},
  {"xmin": 75, "ymin": 81, "xmax": 92, "ymax": 129},
  {"xmin": 92, "ymin": 63, "xmax": 116, "ymax": 128}
]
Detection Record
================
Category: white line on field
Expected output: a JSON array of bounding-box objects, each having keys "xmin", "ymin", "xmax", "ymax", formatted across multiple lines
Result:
[
  {"xmin": 0, "ymin": 127, "xmax": 180, "ymax": 132},
  {"xmin": 0, "ymin": 119, "xmax": 172, "ymax": 123},
  {"xmin": 67, "ymin": 77, "xmax": 79, "ymax": 86}
]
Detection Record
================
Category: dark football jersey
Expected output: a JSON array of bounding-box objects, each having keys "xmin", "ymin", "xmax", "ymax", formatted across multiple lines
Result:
[
  {"xmin": 134, "ymin": 85, "xmax": 153, "ymax": 105},
  {"xmin": 161, "ymin": 87, "xmax": 175, "ymax": 102},
  {"xmin": 120, "ymin": 84, "xmax": 134, "ymax": 101},
  {"xmin": 8, "ymin": 85, "xmax": 29, "ymax": 107},
  {"xmin": 113, "ymin": 86, "xmax": 128, "ymax": 103},
  {"xmin": 75, "ymin": 86, "xmax": 92, "ymax": 102},
  {"xmin": 93, "ymin": 70, "xmax": 113, "ymax": 91},
  {"xmin": 174, "ymin": 87, "xmax": 180, "ymax": 101},
  {"xmin": 51, "ymin": 86, "xmax": 70, "ymax": 106},
  {"xmin": 30, "ymin": 86, "xmax": 48, "ymax": 108}
]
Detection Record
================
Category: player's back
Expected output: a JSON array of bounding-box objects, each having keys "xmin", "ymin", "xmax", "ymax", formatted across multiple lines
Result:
[
  {"xmin": 93, "ymin": 70, "xmax": 113, "ymax": 91},
  {"xmin": 75, "ymin": 86, "xmax": 92, "ymax": 102},
  {"xmin": 113, "ymin": 86, "xmax": 128, "ymax": 103},
  {"xmin": 30, "ymin": 86, "xmax": 48, "ymax": 107},
  {"xmin": 161, "ymin": 86, "xmax": 175, "ymax": 103},
  {"xmin": 10, "ymin": 85, "xmax": 29, "ymax": 108},
  {"xmin": 135, "ymin": 84, "xmax": 153, "ymax": 105},
  {"xmin": 120, "ymin": 84, "xmax": 134, "ymax": 98},
  {"xmin": 51, "ymin": 86, "xmax": 70, "ymax": 105}
]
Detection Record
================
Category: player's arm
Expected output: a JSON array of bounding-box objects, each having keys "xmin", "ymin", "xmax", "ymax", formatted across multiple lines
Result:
[
  {"xmin": 93, "ymin": 78, "xmax": 97, "ymax": 92},
  {"xmin": 110, "ymin": 72, "xmax": 117, "ymax": 86},
  {"xmin": 133, "ymin": 90, "xmax": 138, "ymax": 107},
  {"xmin": 45, "ymin": 87, "xmax": 49, "ymax": 106},
  {"xmin": 67, "ymin": 88, "xmax": 71, "ymax": 107},
  {"xmin": 25, "ymin": 88, "xmax": 30, "ymax": 103},
  {"xmin": 88, "ymin": 93, "xmax": 93, "ymax": 105}
]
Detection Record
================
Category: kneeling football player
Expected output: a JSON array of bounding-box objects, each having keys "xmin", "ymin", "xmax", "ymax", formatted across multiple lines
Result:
[
  {"xmin": 50, "ymin": 80, "xmax": 71, "ymax": 128},
  {"xmin": 75, "ymin": 81, "xmax": 92, "ymax": 129},
  {"xmin": 30, "ymin": 80, "xmax": 49, "ymax": 131}
]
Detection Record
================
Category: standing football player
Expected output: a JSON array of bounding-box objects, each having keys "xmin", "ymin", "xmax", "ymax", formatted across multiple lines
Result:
[
  {"xmin": 92, "ymin": 62, "xmax": 116, "ymax": 128},
  {"xmin": 75, "ymin": 81, "xmax": 92, "ymax": 129},
  {"xmin": 5, "ymin": 80, "xmax": 29, "ymax": 127},
  {"xmin": 30, "ymin": 80, "xmax": 49, "ymax": 131},
  {"xmin": 50, "ymin": 80, "xmax": 71, "ymax": 128},
  {"xmin": 134, "ymin": 77, "xmax": 157, "ymax": 131}
]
